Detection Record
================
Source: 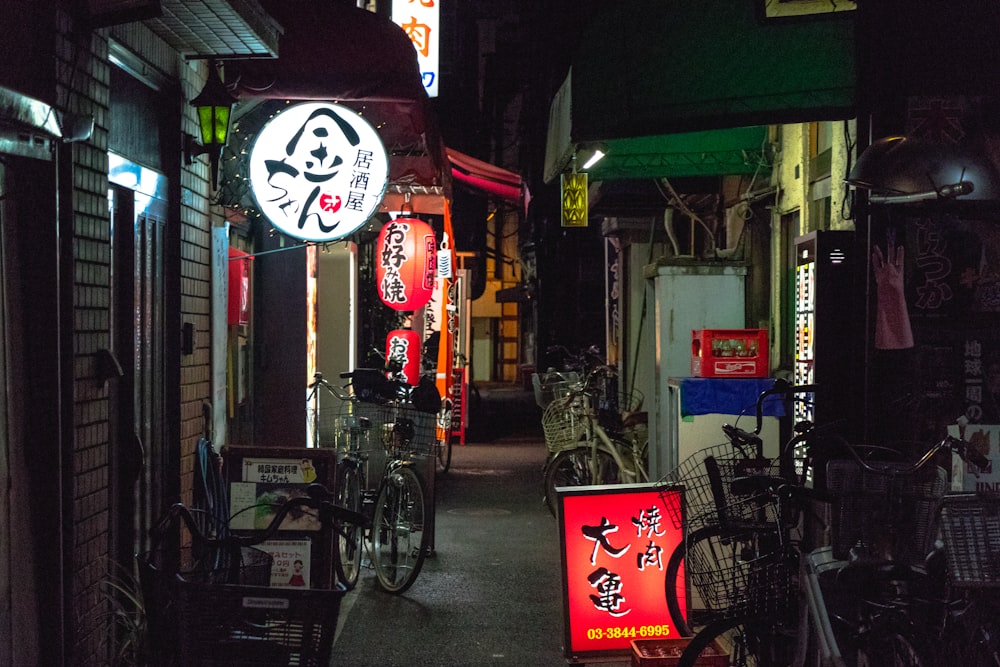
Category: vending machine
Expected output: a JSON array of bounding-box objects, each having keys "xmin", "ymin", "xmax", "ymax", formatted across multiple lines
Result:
[{"xmin": 794, "ymin": 230, "xmax": 864, "ymax": 477}]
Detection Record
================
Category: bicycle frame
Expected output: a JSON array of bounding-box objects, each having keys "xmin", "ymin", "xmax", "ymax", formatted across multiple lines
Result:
[
  {"xmin": 337, "ymin": 377, "xmax": 432, "ymax": 594},
  {"xmin": 582, "ymin": 413, "xmax": 648, "ymax": 484}
]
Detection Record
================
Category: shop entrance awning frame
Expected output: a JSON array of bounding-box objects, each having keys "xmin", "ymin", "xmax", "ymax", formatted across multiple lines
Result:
[{"xmin": 545, "ymin": 0, "xmax": 856, "ymax": 184}]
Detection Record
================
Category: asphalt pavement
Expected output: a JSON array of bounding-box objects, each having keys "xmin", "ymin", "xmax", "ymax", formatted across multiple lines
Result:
[{"xmin": 326, "ymin": 382, "xmax": 636, "ymax": 667}]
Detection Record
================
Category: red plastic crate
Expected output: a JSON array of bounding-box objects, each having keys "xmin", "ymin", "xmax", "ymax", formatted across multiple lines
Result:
[
  {"xmin": 631, "ymin": 638, "xmax": 729, "ymax": 666},
  {"xmin": 691, "ymin": 328, "xmax": 768, "ymax": 378}
]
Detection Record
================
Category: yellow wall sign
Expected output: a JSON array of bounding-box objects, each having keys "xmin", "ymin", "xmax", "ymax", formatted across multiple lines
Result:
[{"xmin": 561, "ymin": 172, "xmax": 588, "ymax": 228}]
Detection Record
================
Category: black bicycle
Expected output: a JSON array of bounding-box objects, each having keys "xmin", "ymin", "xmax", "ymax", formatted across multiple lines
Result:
[
  {"xmin": 138, "ymin": 485, "xmax": 368, "ymax": 667},
  {"xmin": 659, "ymin": 378, "xmax": 990, "ymax": 667},
  {"xmin": 322, "ymin": 366, "xmax": 437, "ymax": 594}
]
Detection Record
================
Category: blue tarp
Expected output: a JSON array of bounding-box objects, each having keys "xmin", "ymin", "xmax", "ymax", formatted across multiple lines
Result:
[{"xmin": 678, "ymin": 378, "xmax": 787, "ymax": 418}]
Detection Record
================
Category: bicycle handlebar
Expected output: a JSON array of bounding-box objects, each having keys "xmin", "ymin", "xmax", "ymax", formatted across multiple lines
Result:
[
  {"xmin": 839, "ymin": 433, "xmax": 989, "ymax": 476},
  {"xmin": 152, "ymin": 482, "xmax": 370, "ymax": 550},
  {"xmin": 718, "ymin": 379, "xmax": 817, "ymax": 456},
  {"xmin": 751, "ymin": 378, "xmax": 819, "ymax": 434},
  {"xmin": 309, "ymin": 371, "xmax": 352, "ymax": 400}
]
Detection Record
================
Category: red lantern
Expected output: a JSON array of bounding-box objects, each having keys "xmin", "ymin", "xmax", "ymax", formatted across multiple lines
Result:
[
  {"xmin": 386, "ymin": 329, "xmax": 422, "ymax": 386},
  {"xmin": 375, "ymin": 218, "xmax": 437, "ymax": 311}
]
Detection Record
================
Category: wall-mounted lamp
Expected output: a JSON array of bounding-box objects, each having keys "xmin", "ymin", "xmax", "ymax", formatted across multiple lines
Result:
[
  {"xmin": 847, "ymin": 135, "xmax": 1000, "ymax": 204},
  {"xmin": 184, "ymin": 60, "xmax": 236, "ymax": 189},
  {"xmin": 580, "ymin": 144, "xmax": 607, "ymax": 170}
]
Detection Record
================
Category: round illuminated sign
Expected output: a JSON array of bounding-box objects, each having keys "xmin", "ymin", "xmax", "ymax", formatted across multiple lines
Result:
[{"xmin": 249, "ymin": 102, "xmax": 389, "ymax": 242}]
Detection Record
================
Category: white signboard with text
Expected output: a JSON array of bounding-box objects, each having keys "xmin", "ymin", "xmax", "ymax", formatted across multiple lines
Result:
[
  {"xmin": 392, "ymin": 0, "xmax": 440, "ymax": 97},
  {"xmin": 249, "ymin": 102, "xmax": 389, "ymax": 242}
]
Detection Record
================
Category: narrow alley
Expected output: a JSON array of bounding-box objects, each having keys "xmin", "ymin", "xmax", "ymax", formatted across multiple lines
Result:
[{"xmin": 327, "ymin": 383, "xmax": 635, "ymax": 666}]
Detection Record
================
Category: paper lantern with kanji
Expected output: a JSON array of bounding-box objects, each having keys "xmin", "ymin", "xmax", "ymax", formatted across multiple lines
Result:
[
  {"xmin": 376, "ymin": 218, "xmax": 437, "ymax": 311},
  {"xmin": 386, "ymin": 329, "xmax": 422, "ymax": 386}
]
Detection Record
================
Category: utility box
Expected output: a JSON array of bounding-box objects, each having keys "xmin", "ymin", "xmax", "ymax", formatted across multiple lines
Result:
[
  {"xmin": 646, "ymin": 260, "xmax": 747, "ymax": 478},
  {"xmin": 691, "ymin": 328, "xmax": 768, "ymax": 378}
]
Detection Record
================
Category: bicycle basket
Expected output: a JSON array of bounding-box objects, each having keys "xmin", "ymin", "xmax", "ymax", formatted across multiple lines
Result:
[
  {"xmin": 138, "ymin": 546, "xmax": 344, "ymax": 667},
  {"xmin": 138, "ymin": 545, "xmax": 270, "ymax": 664},
  {"xmin": 596, "ymin": 389, "xmax": 644, "ymax": 434},
  {"xmin": 375, "ymin": 402, "xmax": 437, "ymax": 458},
  {"xmin": 541, "ymin": 393, "xmax": 588, "ymax": 454},
  {"xmin": 327, "ymin": 398, "xmax": 379, "ymax": 454},
  {"xmin": 173, "ymin": 583, "xmax": 344, "ymax": 666},
  {"xmin": 657, "ymin": 442, "xmax": 780, "ymax": 531},
  {"xmin": 684, "ymin": 496, "xmax": 798, "ymax": 619},
  {"xmin": 938, "ymin": 493, "xmax": 1000, "ymax": 587},
  {"xmin": 826, "ymin": 459, "xmax": 947, "ymax": 563},
  {"xmin": 532, "ymin": 371, "xmax": 581, "ymax": 409}
]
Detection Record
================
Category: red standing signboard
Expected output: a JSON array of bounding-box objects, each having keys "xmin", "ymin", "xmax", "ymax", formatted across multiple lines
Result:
[{"xmin": 558, "ymin": 482, "xmax": 685, "ymax": 663}]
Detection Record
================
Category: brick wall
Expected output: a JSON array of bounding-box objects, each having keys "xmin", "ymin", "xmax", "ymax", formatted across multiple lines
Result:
[
  {"xmin": 55, "ymin": 9, "xmax": 219, "ymax": 664},
  {"xmin": 57, "ymin": 9, "xmax": 114, "ymax": 662}
]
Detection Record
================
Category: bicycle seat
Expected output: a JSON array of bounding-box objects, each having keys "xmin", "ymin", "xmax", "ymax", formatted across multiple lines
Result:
[
  {"xmin": 835, "ymin": 558, "xmax": 926, "ymax": 589},
  {"xmin": 350, "ymin": 368, "xmax": 395, "ymax": 403}
]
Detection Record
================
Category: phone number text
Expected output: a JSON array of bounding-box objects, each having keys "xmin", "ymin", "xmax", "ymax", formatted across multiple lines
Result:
[{"xmin": 586, "ymin": 624, "xmax": 671, "ymax": 641}]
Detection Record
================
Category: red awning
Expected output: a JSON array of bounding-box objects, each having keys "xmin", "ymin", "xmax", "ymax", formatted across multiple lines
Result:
[{"xmin": 446, "ymin": 147, "xmax": 524, "ymax": 204}]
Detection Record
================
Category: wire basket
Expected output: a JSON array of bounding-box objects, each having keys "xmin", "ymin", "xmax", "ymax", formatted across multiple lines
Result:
[
  {"xmin": 826, "ymin": 459, "xmax": 948, "ymax": 563},
  {"xmin": 595, "ymin": 389, "xmax": 644, "ymax": 434},
  {"xmin": 532, "ymin": 371, "xmax": 581, "ymax": 409},
  {"xmin": 371, "ymin": 401, "xmax": 437, "ymax": 459},
  {"xmin": 541, "ymin": 392, "xmax": 588, "ymax": 454},
  {"xmin": 598, "ymin": 388, "xmax": 644, "ymax": 414},
  {"xmin": 324, "ymin": 398, "xmax": 380, "ymax": 456},
  {"xmin": 657, "ymin": 442, "xmax": 780, "ymax": 531},
  {"xmin": 938, "ymin": 493, "xmax": 1000, "ymax": 587},
  {"xmin": 138, "ymin": 544, "xmax": 343, "ymax": 666},
  {"xmin": 683, "ymin": 494, "xmax": 798, "ymax": 619},
  {"xmin": 173, "ymin": 584, "xmax": 344, "ymax": 666}
]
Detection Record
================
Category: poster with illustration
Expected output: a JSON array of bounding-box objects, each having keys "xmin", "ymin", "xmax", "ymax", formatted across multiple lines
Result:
[
  {"xmin": 948, "ymin": 422, "xmax": 1000, "ymax": 493},
  {"xmin": 260, "ymin": 539, "xmax": 312, "ymax": 588},
  {"xmin": 229, "ymin": 457, "xmax": 323, "ymax": 531}
]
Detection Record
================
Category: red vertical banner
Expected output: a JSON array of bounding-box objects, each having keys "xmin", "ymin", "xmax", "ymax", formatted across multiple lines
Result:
[
  {"xmin": 435, "ymin": 202, "xmax": 457, "ymax": 433},
  {"xmin": 228, "ymin": 247, "xmax": 251, "ymax": 325},
  {"xmin": 558, "ymin": 484, "xmax": 685, "ymax": 662},
  {"xmin": 451, "ymin": 367, "xmax": 466, "ymax": 445}
]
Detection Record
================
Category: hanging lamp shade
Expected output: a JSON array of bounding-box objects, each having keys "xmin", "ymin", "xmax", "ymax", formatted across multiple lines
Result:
[
  {"xmin": 386, "ymin": 329, "xmax": 422, "ymax": 386},
  {"xmin": 847, "ymin": 136, "xmax": 1000, "ymax": 203},
  {"xmin": 375, "ymin": 218, "xmax": 437, "ymax": 311},
  {"xmin": 191, "ymin": 62, "xmax": 237, "ymax": 148}
]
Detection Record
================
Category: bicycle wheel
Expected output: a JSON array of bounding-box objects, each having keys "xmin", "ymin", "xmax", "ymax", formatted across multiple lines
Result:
[
  {"xmin": 435, "ymin": 436, "xmax": 452, "ymax": 474},
  {"xmin": 544, "ymin": 446, "xmax": 622, "ymax": 517},
  {"xmin": 372, "ymin": 464, "xmax": 427, "ymax": 593},
  {"xmin": 664, "ymin": 524, "xmax": 729, "ymax": 637},
  {"xmin": 856, "ymin": 626, "xmax": 931, "ymax": 666},
  {"xmin": 333, "ymin": 460, "xmax": 364, "ymax": 589},
  {"xmin": 961, "ymin": 609, "xmax": 1000, "ymax": 667},
  {"xmin": 676, "ymin": 615, "xmax": 772, "ymax": 667}
]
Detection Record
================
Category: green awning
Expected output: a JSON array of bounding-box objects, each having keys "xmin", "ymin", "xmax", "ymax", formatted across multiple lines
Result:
[
  {"xmin": 588, "ymin": 126, "xmax": 770, "ymax": 182},
  {"xmin": 573, "ymin": 0, "xmax": 855, "ymax": 142},
  {"xmin": 544, "ymin": 0, "xmax": 856, "ymax": 183},
  {"xmin": 543, "ymin": 70, "xmax": 770, "ymax": 183}
]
